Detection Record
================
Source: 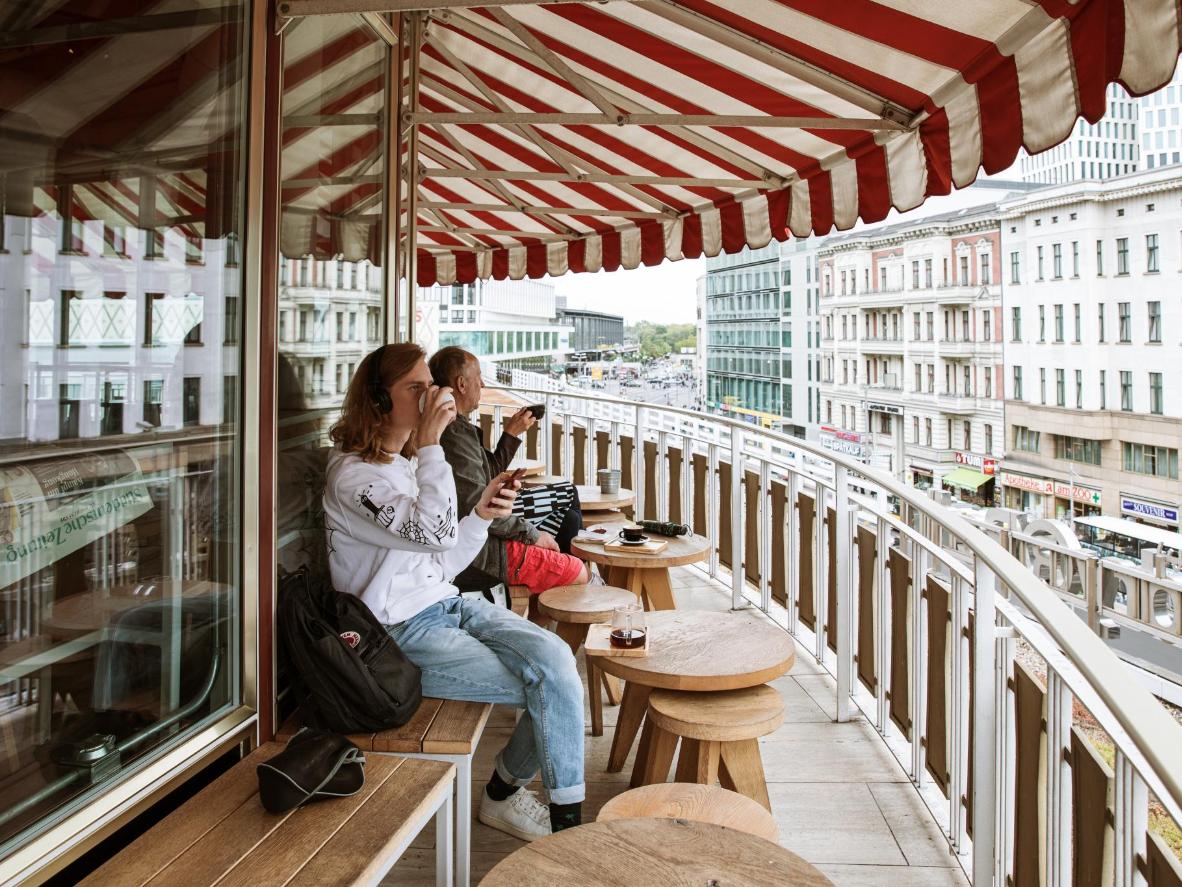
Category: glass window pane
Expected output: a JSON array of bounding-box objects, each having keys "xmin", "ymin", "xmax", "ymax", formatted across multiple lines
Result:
[{"xmin": 0, "ymin": 3, "xmax": 247, "ymax": 847}]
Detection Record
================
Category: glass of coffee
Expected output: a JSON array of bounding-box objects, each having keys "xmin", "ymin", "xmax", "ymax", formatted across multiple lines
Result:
[{"xmin": 610, "ymin": 603, "xmax": 647, "ymax": 649}]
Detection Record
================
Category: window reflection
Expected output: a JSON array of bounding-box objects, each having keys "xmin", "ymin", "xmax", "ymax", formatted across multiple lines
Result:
[{"xmin": 0, "ymin": 1, "xmax": 245, "ymax": 849}]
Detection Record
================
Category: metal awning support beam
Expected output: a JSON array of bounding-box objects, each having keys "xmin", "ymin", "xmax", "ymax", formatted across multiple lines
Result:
[
  {"xmin": 283, "ymin": 113, "xmax": 383, "ymax": 127},
  {"xmin": 421, "ymin": 166, "xmax": 772, "ymax": 189},
  {"xmin": 279, "ymin": 0, "xmax": 644, "ymax": 15},
  {"xmin": 282, "ymin": 174, "xmax": 384, "ymax": 188},
  {"xmin": 416, "ymin": 224, "xmax": 567, "ymax": 241},
  {"xmin": 416, "ymin": 200, "xmax": 671, "ymax": 219},
  {"xmin": 407, "ymin": 111, "xmax": 906, "ymax": 131}
]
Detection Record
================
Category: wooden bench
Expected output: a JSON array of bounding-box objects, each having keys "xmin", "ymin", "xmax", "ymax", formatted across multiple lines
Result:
[
  {"xmin": 278, "ymin": 697, "xmax": 491, "ymax": 887},
  {"xmin": 80, "ymin": 742, "xmax": 456, "ymax": 886}
]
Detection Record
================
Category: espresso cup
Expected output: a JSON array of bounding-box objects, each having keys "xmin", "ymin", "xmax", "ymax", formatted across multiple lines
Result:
[{"xmin": 619, "ymin": 527, "xmax": 644, "ymax": 543}]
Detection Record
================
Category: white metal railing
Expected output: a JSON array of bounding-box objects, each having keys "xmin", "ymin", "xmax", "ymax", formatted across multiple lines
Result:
[{"xmin": 481, "ymin": 381, "xmax": 1182, "ymax": 887}]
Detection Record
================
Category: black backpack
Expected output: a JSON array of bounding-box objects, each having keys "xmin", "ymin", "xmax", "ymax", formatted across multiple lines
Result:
[{"xmin": 277, "ymin": 567, "xmax": 422, "ymax": 733}]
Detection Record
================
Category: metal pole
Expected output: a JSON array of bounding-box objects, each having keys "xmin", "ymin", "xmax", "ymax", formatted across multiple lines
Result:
[
  {"xmin": 834, "ymin": 465, "xmax": 852, "ymax": 721},
  {"xmin": 972, "ymin": 555, "xmax": 998, "ymax": 887},
  {"xmin": 730, "ymin": 427, "xmax": 746, "ymax": 610},
  {"xmin": 402, "ymin": 12, "xmax": 423, "ymax": 339}
]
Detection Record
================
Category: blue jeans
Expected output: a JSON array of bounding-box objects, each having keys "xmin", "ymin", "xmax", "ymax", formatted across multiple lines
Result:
[{"xmin": 387, "ymin": 596, "xmax": 586, "ymax": 804}]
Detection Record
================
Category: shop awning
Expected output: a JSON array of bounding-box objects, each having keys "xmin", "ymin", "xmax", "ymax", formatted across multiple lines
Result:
[{"xmin": 942, "ymin": 467, "xmax": 993, "ymax": 491}]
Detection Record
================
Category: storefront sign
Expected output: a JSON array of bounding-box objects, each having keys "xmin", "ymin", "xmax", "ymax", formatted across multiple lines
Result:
[
  {"xmin": 955, "ymin": 452, "xmax": 998, "ymax": 475},
  {"xmin": 1053, "ymin": 482, "xmax": 1102, "ymax": 506},
  {"xmin": 1119, "ymin": 495, "xmax": 1179, "ymax": 525},
  {"xmin": 1001, "ymin": 472, "xmax": 1053, "ymax": 494},
  {"xmin": 0, "ymin": 452, "xmax": 153, "ymax": 586},
  {"xmin": 820, "ymin": 435, "xmax": 867, "ymax": 459},
  {"xmin": 820, "ymin": 426, "xmax": 861, "ymax": 443},
  {"xmin": 867, "ymin": 402, "xmax": 901, "ymax": 415}
]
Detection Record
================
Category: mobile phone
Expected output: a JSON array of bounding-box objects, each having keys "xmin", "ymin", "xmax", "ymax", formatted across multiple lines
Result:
[
  {"xmin": 508, "ymin": 467, "xmax": 528, "ymax": 483},
  {"xmin": 526, "ymin": 403, "xmax": 545, "ymax": 419}
]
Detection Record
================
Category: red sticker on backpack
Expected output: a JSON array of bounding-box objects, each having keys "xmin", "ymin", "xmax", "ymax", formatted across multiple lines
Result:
[{"xmin": 340, "ymin": 631, "xmax": 361, "ymax": 649}]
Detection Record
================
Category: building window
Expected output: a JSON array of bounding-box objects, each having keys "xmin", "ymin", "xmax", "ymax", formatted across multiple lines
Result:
[
  {"xmin": 1038, "ymin": 305, "xmax": 1046, "ymax": 342},
  {"xmin": 984, "ymin": 424, "xmax": 993, "ymax": 455},
  {"xmin": 1150, "ymin": 372, "xmax": 1164, "ymax": 415},
  {"xmin": 1010, "ymin": 251, "xmax": 1020, "ymax": 284},
  {"xmin": 963, "ymin": 420, "xmax": 972, "ymax": 448},
  {"xmin": 1011, "ymin": 307, "xmax": 1021, "ymax": 341},
  {"xmin": 926, "ymin": 312, "xmax": 934, "ymax": 340},
  {"xmin": 911, "ymin": 260, "xmax": 919, "ymax": 289},
  {"xmin": 1052, "ymin": 243, "xmax": 1062, "ymax": 278},
  {"xmin": 1146, "ymin": 233, "xmax": 1159, "ymax": 272},
  {"xmin": 224, "ymin": 296, "xmax": 239, "ymax": 345},
  {"xmin": 1118, "ymin": 302, "xmax": 1131, "ymax": 342},
  {"xmin": 1147, "ymin": 301, "xmax": 1161, "ymax": 343},
  {"xmin": 1116, "ymin": 237, "xmax": 1129, "ymax": 274},
  {"xmin": 1053, "ymin": 304, "xmax": 1064, "ymax": 342},
  {"xmin": 1095, "ymin": 239, "xmax": 1104, "ymax": 275},
  {"xmin": 1040, "ymin": 367, "xmax": 1047, "ymax": 404},
  {"xmin": 924, "ymin": 258, "xmax": 932, "ymax": 288},
  {"xmin": 143, "ymin": 292, "xmax": 164, "ymax": 346},
  {"xmin": 983, "ymin": 309, "xmax": 991, "ymax": 342},
  {"xmin": 1071, "ymin": 241, "xmax": 1080, "ymax": 277},
  {"xmin": 1075, "ymin": 369, "xmax": 1083, "ymax": 409},
  {"xmin": 959, "ymin": 254, "xmax": 969, "ymax": 283},
  {"xmin": 183, "ymin": 376, "xmax": 201, "ymax": 426},
  {"xmin": 1120, "ymin": 370, "xmax": 1133, "ymax": 410},
  {"xmin": 1037, "ymin": 245, "xmax": 1044, "ymax": 279},
  {"xmin": 1054, "ymin": 435, "xmax": 1102, "ymax": 465},
  {"xmin": 1098, "ymin": 304, "xmax": 1105, "ymax": 342},
  {"xmin": 913, "ymin": 416, "xmax": 919, "ymax": 442},
  {"xmin": 1013, "ymin": 425, "xmax": 1040, "ymax": 453},
  {"xmin": 1013, "ymin": 366, "xmax": 1023, "ymax": 400},
  {"xmin": 925, "ymin": 418, "xmax": 933, "ymax": 446},
  {"xmin": 1122, "ymin": 442, "xmax": 1179, "ymax": 479},
  {"xmin": 143, "ymin": 378, "xmax": 163, "ymax": 427},
  {"xmin": 1100, "ymin": 369, "xmax": 1107, "ymax": 410},
  {"xmin": 980, "ymin": 253, "xmax": 990, "ymax": 285},
  {"xmin": 985, "ymin": 369, "xmax": 993, "ymax": 399},
  {"xmin": 1055, "ymin": 368, "xmax": 1065, "ymax": 406}
]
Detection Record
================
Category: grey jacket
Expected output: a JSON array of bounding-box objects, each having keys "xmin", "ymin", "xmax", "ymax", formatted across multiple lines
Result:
[{"xmin": 438, "ymin": 414, "xmax": 538, "ymax": 582}]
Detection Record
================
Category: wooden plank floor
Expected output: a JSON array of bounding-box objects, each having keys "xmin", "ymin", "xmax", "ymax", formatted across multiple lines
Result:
[{"xmin": 387, "ymin": 567, "xmax": 970, "ymax": 887}]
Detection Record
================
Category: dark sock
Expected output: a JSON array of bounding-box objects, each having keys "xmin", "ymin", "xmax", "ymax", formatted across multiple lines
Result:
[
  {"xmin": 485, "ymin": 769, "xmax": 520, "ymax": 802},
  {"xmin": 549, "ymin": 801, "xmax": 582, "ymax": 832}
]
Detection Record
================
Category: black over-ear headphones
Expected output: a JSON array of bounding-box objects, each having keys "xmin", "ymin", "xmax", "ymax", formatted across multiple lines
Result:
[{"xmin": 367, "ymin": 345, "xmax": 392, "ymax": 414}]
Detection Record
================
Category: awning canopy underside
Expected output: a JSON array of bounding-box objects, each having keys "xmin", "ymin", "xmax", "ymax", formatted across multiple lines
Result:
[{"xmin": 3, "ymin": 0, "xmax": 1181, "ymax": 287}]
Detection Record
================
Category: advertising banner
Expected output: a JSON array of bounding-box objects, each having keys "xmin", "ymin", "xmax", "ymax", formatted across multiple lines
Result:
[{"xmin": 1, "ymin": 451, "xmax": 153, "ymax": 587}]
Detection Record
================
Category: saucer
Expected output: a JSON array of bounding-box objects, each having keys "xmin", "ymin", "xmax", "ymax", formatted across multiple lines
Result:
[{"xmin": 619, "ymin": 536, "xmax": 649, "ymax": 546}]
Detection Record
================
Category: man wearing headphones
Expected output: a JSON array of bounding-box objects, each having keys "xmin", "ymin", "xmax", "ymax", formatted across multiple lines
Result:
[{"xmin": 322, "ymin": 344, "xmax": 587, "ymax": 842}]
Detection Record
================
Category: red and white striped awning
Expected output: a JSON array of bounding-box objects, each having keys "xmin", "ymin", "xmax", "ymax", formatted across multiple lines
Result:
[{"xmin": 287, "ymin": 0, "xmax": 1180, "ymax": 286}]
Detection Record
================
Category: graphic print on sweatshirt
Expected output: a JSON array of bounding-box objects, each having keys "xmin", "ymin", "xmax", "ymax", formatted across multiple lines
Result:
[{"xmin": 354, "ymin": 483, "xmax": 457, "ymax": 546}]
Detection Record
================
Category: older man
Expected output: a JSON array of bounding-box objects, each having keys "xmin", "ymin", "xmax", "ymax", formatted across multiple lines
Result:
[{"xmin": 429, "ymin": 346, "xmax": 589, "ymax": 596}]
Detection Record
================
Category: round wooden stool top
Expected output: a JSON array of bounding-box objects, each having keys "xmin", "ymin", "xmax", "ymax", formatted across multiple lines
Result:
[
  {"xmin": 597, "ymin": 784, "xmax": 778, "ymax": 842},
  {"xmin": 574, "ymin": 485, "xmax": 635, "ymax": 512},
  {"xmin": 537, "ymin": 585, "xmax": 636, "ymax": 624},
  {"xmin": 572, "ymin": 532, "xmax": 709, "ymax": 570},
  {"xmin": 481, "ymin": 818, "xmax": 831, "ymax": 887},
  {"xmin": 648, "ymin": 685, "xmax": 785, "ymax": 741}
]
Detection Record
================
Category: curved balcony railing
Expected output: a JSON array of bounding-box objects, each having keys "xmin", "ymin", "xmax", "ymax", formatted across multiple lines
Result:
[{"xmin": 480, "ymin": 375, "xmax": 1182, "ymax": 887}]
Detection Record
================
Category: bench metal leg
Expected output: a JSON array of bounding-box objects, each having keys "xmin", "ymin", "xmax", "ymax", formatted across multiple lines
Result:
[
  {"xmin": 435, "ymin": 778, "xmax": 454, "ymax": 887},
  {"xmin": 393, "ymin": 750, "xmax": 474, "ymax": 887}
]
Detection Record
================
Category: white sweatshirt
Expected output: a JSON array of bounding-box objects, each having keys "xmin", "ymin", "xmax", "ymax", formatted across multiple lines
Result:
[{"xmin": 323, "ymin": 444, "xmax": 491, "ymax": 625}]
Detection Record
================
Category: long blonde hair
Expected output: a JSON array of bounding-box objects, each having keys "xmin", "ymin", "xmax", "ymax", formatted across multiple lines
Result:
[{"xmin": 329, "ymin": 343, "xmax": 425, "ymax": 462}]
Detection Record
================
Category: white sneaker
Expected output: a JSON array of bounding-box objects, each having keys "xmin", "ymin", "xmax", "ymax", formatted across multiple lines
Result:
[{"xmin": 478, "ymin": 788, "xmax": 552, "ymax": 842}]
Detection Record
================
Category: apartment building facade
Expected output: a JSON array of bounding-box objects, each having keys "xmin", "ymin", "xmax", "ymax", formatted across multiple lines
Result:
[
  {"xmin": 818, "ymin": 206, "xmax": 1005, "ymax": 501},
  {"xmin": 1000, "ymin": 168, "xmax": 1182, "ymax": 526}
]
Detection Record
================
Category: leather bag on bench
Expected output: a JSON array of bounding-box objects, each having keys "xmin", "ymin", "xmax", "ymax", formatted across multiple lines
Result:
[
  {"xmin": 278, "ymin": 567, "xmax": 423, "ymax": 733},
  {"xmin": 257, "ymin": 728, "xmax": 366, "ymax": 813}
]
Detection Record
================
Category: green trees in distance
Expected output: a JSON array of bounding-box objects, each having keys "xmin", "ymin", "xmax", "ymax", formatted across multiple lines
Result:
[{"xmin": 629, "ymin": 321, "xmax": 697, "ymax": 359}]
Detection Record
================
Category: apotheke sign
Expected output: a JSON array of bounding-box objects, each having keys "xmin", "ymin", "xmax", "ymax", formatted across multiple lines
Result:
[
  {"xmin": 1053, "ymin": 482, "xmax": 1102, "ymax": 506},
  {"xmin": 1001, "ymin": 472, "xmax": 1053, "ymax": 494}
]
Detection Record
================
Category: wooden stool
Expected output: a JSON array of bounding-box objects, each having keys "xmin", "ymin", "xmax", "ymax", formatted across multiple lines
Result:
[
  {"xmin": 641, "ymin": 685, "xmax": 784, "ymax": 811},
  {"xmin": 537, "ymin": 584, "xmax": 636, "ymax": 736},
  {"xmin": 598, "ymin": 783, "xmax": 778, "ymax": 842}
]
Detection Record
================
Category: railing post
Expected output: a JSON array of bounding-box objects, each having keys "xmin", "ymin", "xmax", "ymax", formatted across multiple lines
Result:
[
  {"xmin": 707, "ymin": 442, "xmax": 719, "ymax": 579},
  {"xmin": 786, "ymin": 471, "xmax": 799, "ymax": 636},
  {"xmin": 633, "ymin": 405, "xmax": 644, "ymax": 521},
  {"xmin": 835, "ymin": 465, "xmax": 852, "ymax": 722},
  {"xmin": 730, "ymin": 427, "xmax": 747, "ymax": 611},
  {"xmin": 911, "ymin": 544, "xmax": 927, "ymax": 783},
  {"xmin": 1084, "ymin": 555, "xmax": 1100, "ymax": 634},
  {"xmin": 658, "ymin": 429, "xmax": 669, "ymax": 522},
  {"xmin": 1045, "ymin": 671, "xmax": 1073, "ymax": 887},
  {"xmin": 972, "ymin": 555, "xmax": 998, "ymax": 887},
  {"xmin": 759, "ymin": 460, "xmax": 771, "ymax": 614},
  {"xmin": 1113, "ymin": 751, "xmax": 1148, "ymax": 887},
  {"xmin": 875, "ymin": 515, "xmax": 890, "ymax": 733},
  {"xmin": 950, "ymin": 574, "xmax": 968, "ymax": 851},
  {"xmin": 542, "ymin": 393, "xmax": 553, "ymax": 469}
]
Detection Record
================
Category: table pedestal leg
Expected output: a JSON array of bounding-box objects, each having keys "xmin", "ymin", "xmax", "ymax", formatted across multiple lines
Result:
[
  {"xmin": 674, "ymin": 738, "xmax": 720, "ymax": 786},
  {"xmin": 635, "ymin": 724, "xmax": 678, "ymax": 787},
  {"xmin": 601, "ymin": 672, "xmax": 622, "ymax": 705},
  {"xmin": 640, "ymin": 568, "xmax": 676, "ymax": 611},
  {"xmin": 607, "ymin": 682, "xmax": 651, "ymax": 773}
]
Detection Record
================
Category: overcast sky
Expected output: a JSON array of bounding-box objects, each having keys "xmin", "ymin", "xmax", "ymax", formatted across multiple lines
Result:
[{"xmin": 552, "ymin": 168, "xmax": 1024, "ymax": 326}]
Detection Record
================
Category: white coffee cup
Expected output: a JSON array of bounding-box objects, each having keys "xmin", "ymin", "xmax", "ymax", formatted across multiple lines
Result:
[{"xmin": 419, "ymin": 390, "xmax": 455, "ymax": 413}]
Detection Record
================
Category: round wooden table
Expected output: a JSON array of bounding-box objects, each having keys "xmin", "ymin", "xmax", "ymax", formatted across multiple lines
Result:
[
  {"xmin": 572, "ymin": 532, "xmax": 709, "ymax": 611},
  {"xmin": 481, "ymin": 818, "xmax": 832, "ymax": 887},
  {"xmin": 585, "ymin": 609, "xmax": 795, "ymax": 782}
]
